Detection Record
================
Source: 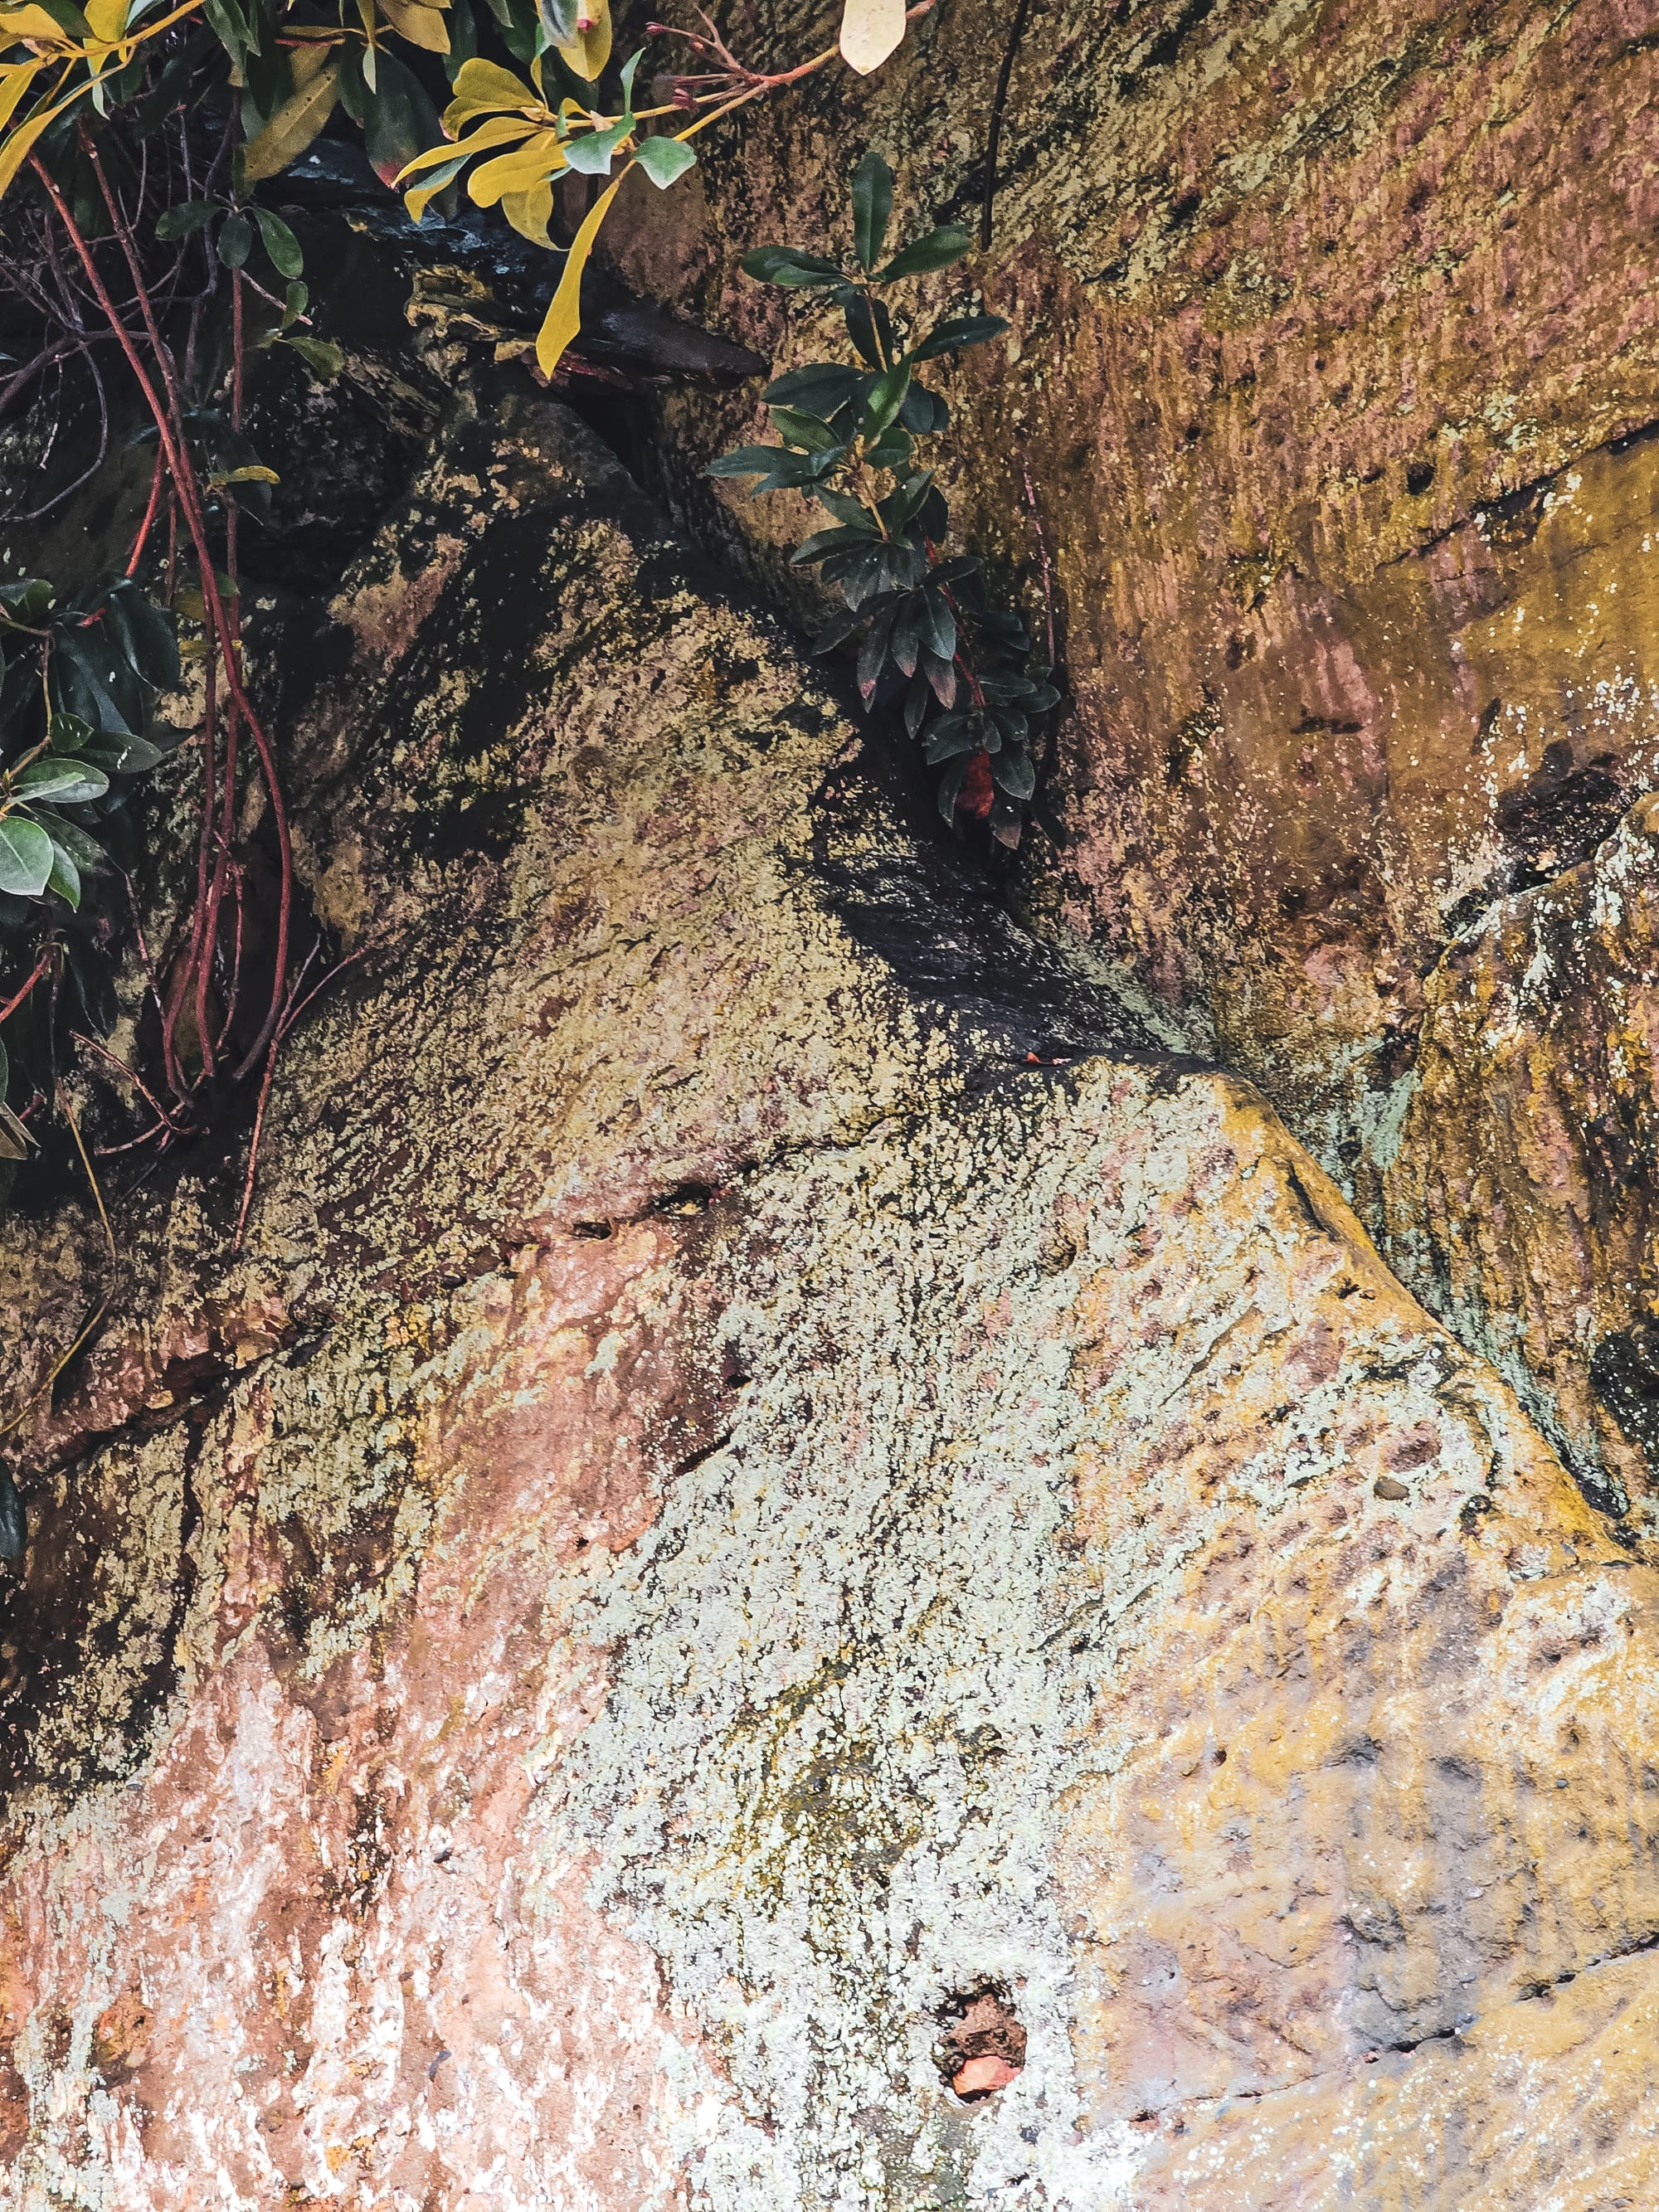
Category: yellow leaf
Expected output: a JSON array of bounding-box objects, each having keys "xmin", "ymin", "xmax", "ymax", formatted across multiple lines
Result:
[
  {"xmin": 0, "ymin": 5, "xmax": 71, "ymax": 46},
  {"xmin": 557, "ymin": 0, "xmax": 609, "ymax": 81},
  {"xmin": 395, "ymin": 111, "xmax": 533, "ymax": 182},
  {"xmin": 443, "ymin": 56, "xmax": 537, "ymax": 126},
  {"xmin": 838, "ymin": 0, "xmax": 906, "ymax": 74},
  {"xmin": 465, "ymin": 129, "xmax": 562, "ymax": 207},
  {"xmin": 0, "ymin": 82, "xmax": 81, "ymax": 199},
  {"xmin": 289, "ymin": 37, "xmax": 333, "ymax": 86},
  {"xmin": 535, "ymin": 168, "xmax": 622, "ymax": 379},
  {"xmin": 0, "ymin": 59, "xmax": 42, "ymax": 134},
  {"xmin": 499, "ymin": 179, "xmax": 552, "ymax": 247},
  {"xmin": 378, "ymin": 0, "xmax": 449, "ymax": 51},
  {"xmin": 84, "ymin": 0, "xmax": 125, "ymax": 39},
  {"xmin": 241, "ymin": 59, "xmax": 339, "ymax": 185}
]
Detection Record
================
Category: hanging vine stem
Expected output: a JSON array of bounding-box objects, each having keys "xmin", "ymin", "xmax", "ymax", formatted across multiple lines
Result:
[{"xmin": 30, "ymin": 149, "xmax": 294, "ymax": 1113}]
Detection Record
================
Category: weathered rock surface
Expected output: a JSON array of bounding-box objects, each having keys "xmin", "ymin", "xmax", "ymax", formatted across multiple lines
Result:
[
  {"xmin": 1382, "ymin": 792, "xmax": 1659, "ymax": 1538},
  {"xmin": 2, "ymin": 395, "xmax": 1658, "ymax": 2208},
  {"xmin": 610, "ymin": 0, "xmax": 1659, "ymax": 1497}
]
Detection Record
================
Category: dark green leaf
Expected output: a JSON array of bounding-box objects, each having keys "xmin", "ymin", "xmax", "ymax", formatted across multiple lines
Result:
[
  {"xmin": 851, "ymin": 150, "xmax": 893, "ymax": 274},
  {"xmin": 823, "ymin": 547, "xmax": 886, "ymax": 605},
  {"xmin": 917, "ymin": 589, "xmax": 956, "ymax": 663},
  {"xmin": 811, "ymin": 487, "xmax": 873, "ymax": 527},
  {"xmin": 75, "ymin": 732, "xmax": 171, "ymax": 774},
  {"xmin": 102, "ymin": 583, "xmax": 180, "ymax": 692},
  {"xmin": 445, "ymin": 0, "xmax": 477, "ymax": 78},
  {"xmin": 991, "ymin": 746, "xmax": 1036, "ymax": 798},
  {"xmin": 46, "ymin": 842, "xmax": 80, "ymax": 909},
  {"xmin": 810, "ymin": 608, "xmax": 864, "ymax": 655},
  {"xmin": 898, "ymin": 382, "xmax": 949, "ymax": 434},
  {"xmin": 862, "ymin": 361, "xmax": 911, "ymax": 442},
  {"xmin": 764, "ymin": 364, "xmax": 867, "ymax": 418},
  {"xmin": 926, "ymin": 721, "xmax": 980, "ymax": 763},
  {"xmin": 864, "ymin": 428, "xmax": 913, "ymax": 472},
  {"xmin": 285, "ymin": 333, "xmax": 343, "ymax": 378},
  {"xmin": 51, "ymin": 634, "xmax": 138, "ymax": 737},
  {"xmin": 741, "ymin": 246, "xmax": 845, "ymax": 288},
  {"xmin": 0, "ymin": 819, "xmax": 52, "ymax": 897},
  {"xmin": 217, "ymin": 211, "xmax": 253, "ymax": 268},
  {"xmin": 920, "ymin": 644, "xmax": 956, "ymax": 706},
  {"xmin": 362, "ymin": 49, "xmax": 443, "ymax": 189},
  {"xmin": 709, "ymin": 445, "xmax": 787, "ymax": 479},
  {"xmin": 202, "ymin": 0, "xmax": 257, "ymax": 73},
  {"xmin": 30, "ymin": 808, "xmax": 105, "ymax": 870},
  {"xmin": 879, "ymin": 226, "xmax": 973, "ymax": 282},
  {"xmin": 936, "ymin": 752, "xmax": 971, "ymax": 822},
  {"xmin": 48, "ymin": 712, "xmax": 95, "ymax": 755},
  {"xmin": 889, "ymin": 596, "xmax": 922, "ymax": 677},
  {"xmin": 14, "ymin": 760, "xmax": 109, "ymax": 805},
  {"xmin": 904, "ymin": 673, "xmax": 931, "ymax": 738},
  {"xmin": 909, "ymin": 314, "xmax": 1009, "ymax": 360},
  {"xmin": 842, "ymin": 291, "xmax": 894, "ymax": 368},
  {"xmin": 0, "ymin": 580, "xmax": 54, "ymax": 623},
  {"xmin": 252, "ymin": 207, "xmax": 304, "ymax": 277},
  {"xmin": 769, "ymin": 406, "xmax": 842, "ymax": 454},
  {"xmin": 794, "ymin": 523, "xmax": 882, "ymax": 565},
  {"xmin": 155, "ymin": 198, "xmax": 218, "ymax": 240}
]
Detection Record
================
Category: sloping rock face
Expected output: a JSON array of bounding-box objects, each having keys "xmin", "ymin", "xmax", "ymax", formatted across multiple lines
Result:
[
  {"xmin": 608, "ymin": 0, "xmax": 1659, "ymax": 1504},
  {"xmin": 1380, "ymin": 795, "xmax": 1659, "ymax": 1538},
  {"xmin": 2, "ymin": 397, "xmax": 1659, "ymax": 2210}
]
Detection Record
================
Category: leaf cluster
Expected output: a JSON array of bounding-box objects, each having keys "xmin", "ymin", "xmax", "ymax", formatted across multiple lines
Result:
[
  {"xmin": 0, "ymin": 572, "xmax": 176, "ymax": 915},
  {"xmin": 712, "ymin": 153, "xmax": 1053, "ymax": 846}
]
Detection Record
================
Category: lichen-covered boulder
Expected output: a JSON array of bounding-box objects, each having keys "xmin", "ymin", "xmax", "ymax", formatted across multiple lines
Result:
[{"xmin": 0, "ymin": 396, "xmax": 1657, "ymax": 2209}]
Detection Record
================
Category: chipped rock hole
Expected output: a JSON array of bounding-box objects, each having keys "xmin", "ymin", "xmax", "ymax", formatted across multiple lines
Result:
[{"xmin": 934, "ymin": 1986, "xmax": 1028, "ymax": 2102}]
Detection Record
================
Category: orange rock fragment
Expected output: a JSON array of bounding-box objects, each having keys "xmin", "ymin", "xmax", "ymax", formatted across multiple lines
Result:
[{"xmin": 951, "ymin": 2054, "xmax": 1021, "ymax": 2098}]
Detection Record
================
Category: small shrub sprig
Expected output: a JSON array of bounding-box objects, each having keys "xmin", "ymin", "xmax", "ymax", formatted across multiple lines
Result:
[
  {"xmin": 0, "ymin": 570, "xmax": 175, "ymax": 1159},
  {"xmin": 712, "ymin": 151, "xmax": 1058, "ymax": 847}
]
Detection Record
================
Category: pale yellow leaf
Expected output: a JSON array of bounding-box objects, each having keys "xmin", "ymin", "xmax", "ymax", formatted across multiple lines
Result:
[
  {"xmin": 466, "ymin": 128, "xmax": 562, "ymax": 207},
  {"xmin": 395, "ymin": 113, "xmax": 532, "ymax": 182},
  {"xmin": 0, "ymin": 6, "xmax": 72, "ymax": 47},
  {"xmin": 443, "ymin": 56, "xmax": 537, "ymax": 127},
  {"xmin": 0, "ymin": 82, "xmax": 80, "ymax": 198},
  {"xmin": 84, "ymin": 0, "xmax": 126, "ymax": 40},
  {"xmin": 535, "ymin": 168, "xmax": 623, "ymax": 379},
  {"xmin": 838, "ymin": 0, "xmax": 905, "ymax": 74},
  {"xmin": 0, "ymin": 60, "xmax": 42, "ymax": 134},
  {"xmin": 557, "ymin": 0, "xmax": 609, "ymax": 81},
  {"xmin": 378, "ymin": 0, "xmax": 449, "ymax": 52},
  {"xmin": 241, "ymin": 60, "xmax": 339, "ymax": 184},
  {"xmin": 499, "ymin": 178, "xmax": 552, "ymax": 246}
]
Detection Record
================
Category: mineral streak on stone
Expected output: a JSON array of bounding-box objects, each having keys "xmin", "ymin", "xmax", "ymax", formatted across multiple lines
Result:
[
  {"xmin": 1, "ymin": 399, "xmax": 1657, "ymax": 2209},
  {"xmin": 612, "ymin": 0, "xmax": 1659, "ymax": 1500}
]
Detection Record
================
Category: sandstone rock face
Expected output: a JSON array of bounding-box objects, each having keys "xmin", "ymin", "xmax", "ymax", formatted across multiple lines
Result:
[
  {"xmin": 1381, "ymin": 794, "xmax": 1659, "ymax": 1538},
  {"xmin": 2, "ymin": 399, "xmax": 1659, "ymax": 2209},
  {"xmin": 611, "ymin": 0, "xmax": 1659, "ymax": 1495}
]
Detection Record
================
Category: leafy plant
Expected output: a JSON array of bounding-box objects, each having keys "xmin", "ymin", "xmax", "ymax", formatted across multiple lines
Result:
[
  {"xmin": 0, "ymin": 0, "xmax": 929, "ymax": 1225},
  {"xmin": 396, "ymin": 0, "xmax": 928, "ymax": 377},
  {"xmin": 0, "ymin": 570, "xmax": 175, "ymax": 1156},
  {"xmin": 711, "ymin": 152, "xmax": 1054, "ymax": 847}
]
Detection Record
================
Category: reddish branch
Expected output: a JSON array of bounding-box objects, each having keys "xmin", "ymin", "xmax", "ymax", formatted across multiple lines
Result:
[{"xmin": 31, "ymin": 145, "xmax": 295, "ymax": 1119}]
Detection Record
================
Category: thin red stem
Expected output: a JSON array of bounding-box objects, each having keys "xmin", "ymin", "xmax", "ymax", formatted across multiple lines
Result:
[{"xmin": 125, "ymin": 442, "xmax": 166, "ymax": 578}]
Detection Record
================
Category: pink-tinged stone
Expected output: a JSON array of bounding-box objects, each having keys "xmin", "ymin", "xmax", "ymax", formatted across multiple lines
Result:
[{"xmin": 951, "ymin": 2057, "xmax": 1022, "ymax": 2099}]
